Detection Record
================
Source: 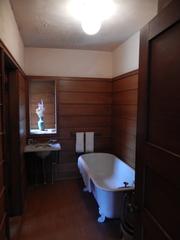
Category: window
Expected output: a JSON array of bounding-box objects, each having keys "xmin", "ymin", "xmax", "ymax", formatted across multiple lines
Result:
[{"xmin": 29, "ymin": 79, "xmax": 57, "ymax": 135}]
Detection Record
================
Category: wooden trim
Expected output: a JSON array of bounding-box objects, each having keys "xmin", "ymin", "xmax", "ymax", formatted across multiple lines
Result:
[
  {"xmin": 112, "ymin": 70, "xmax": 139, "ymax": 82},
  {"xmin": 27, "ymin": 75, "xmax": 112, "ymax": 82},
  {"xmin": 0, "ymin": 39, "xmax": 25, "ymax": 77}
]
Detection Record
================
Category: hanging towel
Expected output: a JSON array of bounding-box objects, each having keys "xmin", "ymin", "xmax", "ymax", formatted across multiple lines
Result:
[
  {"xmin": 85, "ymin": 132, "xmax": 94, "ymax": 152},
  {"xmin": 76, "ymin": 132, "xmax": 84, "ymax": 153}
]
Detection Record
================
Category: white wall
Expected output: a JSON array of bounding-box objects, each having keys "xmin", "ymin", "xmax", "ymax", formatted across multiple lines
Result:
[
  {"xmin": 25, "ymin": 32, "xmax": 140, "ymax": 78},
  {"xmin": 0, "ymin": 0, "xmax": 24, "ymax": 69},
  {"xmin": 112, "ymin": 32, "xmax": 140, "ymax": 77},
  {"xmin": 25, "ymin": 48, "xmax": 112, "ymax": 78}
]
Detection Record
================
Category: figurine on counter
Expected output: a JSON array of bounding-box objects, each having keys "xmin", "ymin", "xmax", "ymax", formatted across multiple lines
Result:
[{"xmin": 36, "ymin": 99, "xmax": 45, "ymax": 131}]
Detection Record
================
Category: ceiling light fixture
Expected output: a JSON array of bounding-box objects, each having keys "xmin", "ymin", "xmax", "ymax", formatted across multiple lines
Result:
[
  {"xmin": 81, "ymin": 18, "xmax": 102, "ymax": 35},
  {"xmin": 69, "ymin": 0, "xmax": 116, "ymax": 35}
]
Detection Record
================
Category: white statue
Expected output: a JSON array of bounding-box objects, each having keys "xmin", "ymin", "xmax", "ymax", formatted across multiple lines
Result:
[{"xmin": 36, "ymin": 99, "xmax": 45, "ymax": 131}]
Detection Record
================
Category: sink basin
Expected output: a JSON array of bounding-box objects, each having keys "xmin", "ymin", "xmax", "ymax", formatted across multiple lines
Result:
[
  {"xmin": 34, "ymin": 144, "xmax": 51, "ymax": 149},
  {"xmin": 24, "ymin": 143, "xmax": 61, "ymax": 159}
]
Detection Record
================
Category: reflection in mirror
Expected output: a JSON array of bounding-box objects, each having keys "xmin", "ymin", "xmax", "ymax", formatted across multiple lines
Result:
[{"xmin": 29, "ymin": 79, "xmax": 57, "ymax": 135}]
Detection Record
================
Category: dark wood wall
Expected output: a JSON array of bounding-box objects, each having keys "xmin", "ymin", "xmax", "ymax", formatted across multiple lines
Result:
[
  {"xmin": 57, "ymin": 77, "xmax": 112, "ymax": 179},
  {"xmin": 27, "ymin": 76, "xmax": 112, "ymax": 179},
  {"xmin": 112, "ymin": 70, "xmax": 138, "ymax": 168},
  {"xmin": 27, "ymin": 73, "xmax": 139, "ymax": 178}
]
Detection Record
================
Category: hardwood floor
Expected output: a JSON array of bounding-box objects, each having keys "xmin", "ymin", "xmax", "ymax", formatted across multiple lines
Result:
[{"xmin": 18, "ymin": 179, "xmax": 121, "ymax": 240}]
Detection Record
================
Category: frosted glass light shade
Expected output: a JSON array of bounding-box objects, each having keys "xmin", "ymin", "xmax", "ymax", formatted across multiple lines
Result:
[{"xmin": 81, "ymin": 18, "xmax": 102, "ymax": 35}]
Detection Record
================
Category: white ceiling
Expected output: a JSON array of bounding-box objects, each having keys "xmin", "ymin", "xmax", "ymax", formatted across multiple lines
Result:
[{"xmin": 10, "ymin": 0, "xmax": 158, "ymax": 51}]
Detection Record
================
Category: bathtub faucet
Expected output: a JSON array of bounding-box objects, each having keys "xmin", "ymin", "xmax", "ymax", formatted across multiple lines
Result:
[{"xmin": 123, "ymin": 182, "xmax": 129, "ymax": 188}]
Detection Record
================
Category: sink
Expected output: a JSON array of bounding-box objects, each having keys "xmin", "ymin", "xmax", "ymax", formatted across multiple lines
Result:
[{"xmin": 24, "ymin": 143, "xmax": 61, "ymax": 159}]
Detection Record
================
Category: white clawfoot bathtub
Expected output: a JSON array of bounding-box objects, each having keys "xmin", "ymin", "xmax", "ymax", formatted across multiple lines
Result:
[{"xmin": 78, "ymin": 153, "xmax": 135, "ymax": 223}]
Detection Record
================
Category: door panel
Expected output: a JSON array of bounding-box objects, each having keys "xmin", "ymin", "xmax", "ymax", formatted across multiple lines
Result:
[
  {"xmin": 135, "ymin": 1, "xmax": 180, "ymax": 240},
  {"xmin": 148, "ymin": 22, "xmax": 180, "ymax": 154}
]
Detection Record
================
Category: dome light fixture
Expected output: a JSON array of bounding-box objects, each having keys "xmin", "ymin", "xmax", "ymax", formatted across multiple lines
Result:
[
  {"xmin": 69, "ymin": 0, "xmax": 116, "ymax": 35},
  {"xmin": 81, "ymin": 19, "xmax": 102, "ymax": 35}
]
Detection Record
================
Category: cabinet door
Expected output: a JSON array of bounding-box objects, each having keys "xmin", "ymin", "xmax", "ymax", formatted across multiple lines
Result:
[{"xmin": 135, "ymin": 1, "xmax": 180, "ymax": 240}]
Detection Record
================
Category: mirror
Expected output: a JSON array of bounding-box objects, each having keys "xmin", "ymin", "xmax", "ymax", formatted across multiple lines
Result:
[{"xmin": 29, "ymin": 79, "xmax": 57, "ymax": 135}]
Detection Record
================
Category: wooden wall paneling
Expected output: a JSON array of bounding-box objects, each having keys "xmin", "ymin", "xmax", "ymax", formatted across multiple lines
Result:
[
  {"xmin": 59, "ymin": 127, "xmax": 111, "ymax": 139},
  {"xmin": 58, "ymin": 79, "xmax": 112, "ymax": 92},
  {"xmin": 112, "ymin": 70, "xmax": 138, "ymax": 168},
  {"xmin": 56, "ymin": 77, "xmax": 112, "ymax": 179},
  {"xmin": 59, "ymin": 92, "xmax": 112, "ymax": 104},
  {"xmin": 60, "ymin": 104, "xmax": 112, "ymax": 116},
  {"xmin": 26, "ymin": 76, "xmax": 112, "ymax": 180},
  {"xmin": 60, "ymin": 116, "xmax": 111, "ymax": 128}
]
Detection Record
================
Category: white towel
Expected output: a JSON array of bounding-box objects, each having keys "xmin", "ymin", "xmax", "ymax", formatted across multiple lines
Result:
[
  {"xmin": 85, "ymin": 132, "xmax": 94, "ymax": 152},
  {"xmin": 76, "ymin": 132, "xmax": 84, "ymax": 153}
]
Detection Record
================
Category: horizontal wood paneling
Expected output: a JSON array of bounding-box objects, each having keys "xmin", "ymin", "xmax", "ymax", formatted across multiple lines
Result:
[
  {"xmin": 58, "ymin": 80, "xmax": 112, "ymax": 92},
  {"xmin": 113, "ymin": 90, "xmax": 138, "ymax": 105},
  {"xmin": 60, "ymin": 104, "xmax": 111, "ymax": 116},
  {"xmin": 113, "ymin": 117, "xmax": 137, "ymax": 136},
  {"xmin": 59, "ymin": 92, "xmax": 112, "ymax": 104},
  {"xmin": 29, "ymin": 77, "xmax": 112, "ymax": 180},
  {"xmin": 112, "ymin": 105, "xmax": 137, "ymax": 120},
  {"xmin": 113, "ymin": 74, "xmax": 138, "ymax": 92},
  {"xmin": 28, "ymin": 72, "xmax": 139, "ymax": 178},
  {"xmin": 56, "ymin": 77, "xmax": 112, "ymax": 179},
  {"xmin": 59, "ymin": 127, "xmax": 111, "ymax": 139},
  {"xmin": 60, "ymin": 116, "xmax": 111, "ymax": 128},
  {"xmin": 112, "ymin": 70, "xmax": 138, "ymax": 168}
]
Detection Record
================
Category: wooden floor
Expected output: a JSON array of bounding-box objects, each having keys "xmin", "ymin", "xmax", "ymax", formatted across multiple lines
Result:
[{"xmin": 18, "ymin": 179, "xmax": 121, "ymax": 240}]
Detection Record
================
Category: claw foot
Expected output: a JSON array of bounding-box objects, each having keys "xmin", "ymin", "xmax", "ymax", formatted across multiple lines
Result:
[
  {"xmin": 83, "ymin": 187, "xmax": 88, "ymax": 192},
  {"xmin": 98, "ymin": 208, "xmax": 106, "ymax": 223}
]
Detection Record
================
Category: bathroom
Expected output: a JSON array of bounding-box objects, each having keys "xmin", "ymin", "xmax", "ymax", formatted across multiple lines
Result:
[{"xmin": 0, "ymin": 0, "xmax": 179, "ymax": 239}]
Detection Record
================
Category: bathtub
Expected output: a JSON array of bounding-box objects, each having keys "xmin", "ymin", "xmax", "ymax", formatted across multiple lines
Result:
[{"xmin": 77, "ymin": 153, "xmax": 135, "ymax": 223}]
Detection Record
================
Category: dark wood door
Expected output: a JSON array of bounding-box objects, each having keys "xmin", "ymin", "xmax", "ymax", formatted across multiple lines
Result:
[
  {"xmin": 135, "ymin": 1, "xmax": 180, "ymax": 240},
  {"xmin": 0, "ymin": 50, "xmax": 8, "ymax": 239},
  {"xmin": 8, "ymin": 70, "xmax": 26, "ymax": 216}
]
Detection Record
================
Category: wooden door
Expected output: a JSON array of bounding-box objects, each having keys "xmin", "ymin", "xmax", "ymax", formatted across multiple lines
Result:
[
  {"xmin": 0, "ymin": 50, "xmax": 8, "ymax": 239},
  {"xmin": 135, "ymin": 1, "xmax": 180, "ymax": 240},
  {"xmin": 8, "ymin": 70, "xmax": 25, "ymax": 216}
]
